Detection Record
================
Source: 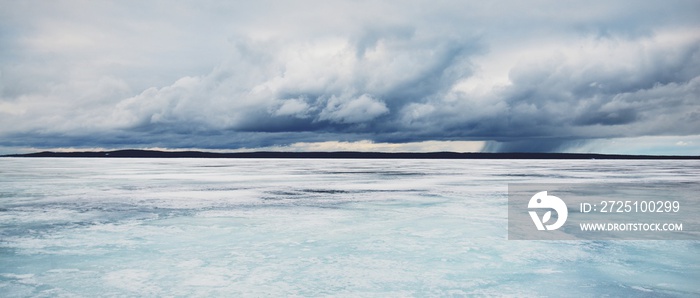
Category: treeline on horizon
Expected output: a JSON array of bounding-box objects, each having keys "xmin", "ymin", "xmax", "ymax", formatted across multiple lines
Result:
[{"xmin": 4, "ymin": 149, "xmax": 699, "ymax": 159}]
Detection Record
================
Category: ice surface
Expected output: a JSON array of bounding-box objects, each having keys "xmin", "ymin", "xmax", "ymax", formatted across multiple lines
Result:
[{"xmin": 0, "ymin": 158, "xmax": 699, "ymax": 296}]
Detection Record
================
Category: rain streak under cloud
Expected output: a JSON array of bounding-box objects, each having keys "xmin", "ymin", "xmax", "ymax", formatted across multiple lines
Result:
[{"xmin": 1, "ymin": 0, "xmax": 699, "ymax": 154}]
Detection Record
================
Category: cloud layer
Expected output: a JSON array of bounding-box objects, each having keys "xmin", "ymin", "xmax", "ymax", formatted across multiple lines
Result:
[{"xmin": 1, "ymin": 1, "xmax": 699, "ymax": 153}]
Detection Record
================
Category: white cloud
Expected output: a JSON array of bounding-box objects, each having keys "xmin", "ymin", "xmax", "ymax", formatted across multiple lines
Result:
[
  {"xmin": 319, "ymin": 94, "xmax": 389, "ymax": 124},
  {"xmin": 271, "ymin": 99, "xmax": 311, "ymax": 118}
]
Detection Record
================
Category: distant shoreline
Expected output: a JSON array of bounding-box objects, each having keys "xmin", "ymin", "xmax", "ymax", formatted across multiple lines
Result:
[{"xmin": 3, "ymin": 150, "xmax": 699, "ymax": 159}]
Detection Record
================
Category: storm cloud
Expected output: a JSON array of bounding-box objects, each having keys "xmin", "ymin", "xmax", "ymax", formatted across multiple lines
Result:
[{"xmin": 1, "ymin": 1, "xmax": 699, "ymax": 154}]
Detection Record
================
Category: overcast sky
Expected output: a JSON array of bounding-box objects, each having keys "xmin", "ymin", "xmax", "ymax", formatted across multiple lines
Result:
[{"xmin": 1, "ymin": 0, "xmax": 699, "ymax": 154}]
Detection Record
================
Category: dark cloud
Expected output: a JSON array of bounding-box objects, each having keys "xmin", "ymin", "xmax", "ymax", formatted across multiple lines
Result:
[
  {"xmin": 483, "ymin": 139, "xmax": 586, "ymax": 153},
  {"xmin": 1, "ymin": 1, "xmax": 699, "ymax": 153}
]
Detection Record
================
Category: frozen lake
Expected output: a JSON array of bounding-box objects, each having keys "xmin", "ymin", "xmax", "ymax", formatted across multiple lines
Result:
[{"xmin": 1, "ymin": 158, "xmax": 699, "ymax": 296}]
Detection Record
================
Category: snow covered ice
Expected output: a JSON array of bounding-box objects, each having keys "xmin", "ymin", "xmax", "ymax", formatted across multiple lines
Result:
[{"xmin": 1, "ymin": 158, "xmax": 699, "ymax": 296}]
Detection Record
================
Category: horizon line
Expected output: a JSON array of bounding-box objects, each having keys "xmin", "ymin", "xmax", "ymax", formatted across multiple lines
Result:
[{"xmin": 3, "ymin": 149, "xmax": 699, "ymax": 160}]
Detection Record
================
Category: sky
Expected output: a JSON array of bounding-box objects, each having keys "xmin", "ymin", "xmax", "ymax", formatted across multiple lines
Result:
[{"xmin": 1, "ymin": 0, "xmax": 699, "ymax": 155}]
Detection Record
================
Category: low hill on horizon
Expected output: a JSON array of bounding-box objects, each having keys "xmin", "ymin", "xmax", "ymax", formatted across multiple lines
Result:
[{"xmin": 3, "ymin": 149, "xmax": 699, "ymax": 159}]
